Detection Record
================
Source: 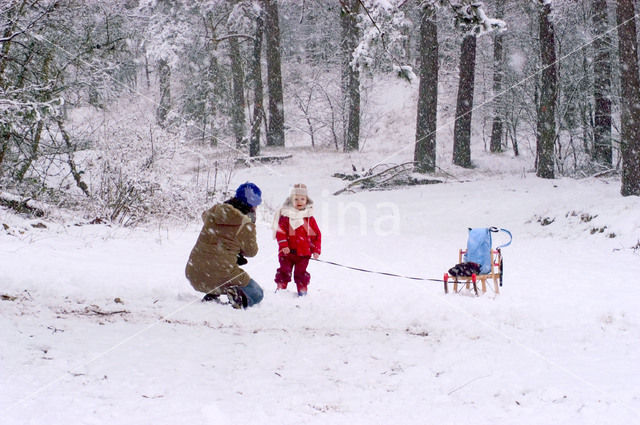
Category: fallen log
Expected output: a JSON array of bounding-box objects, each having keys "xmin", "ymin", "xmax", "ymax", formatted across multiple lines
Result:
[
  {"xmin": 0, "ymin": 191, "xmax": 46, "ymax": 217},
  {"xmin": 235, "ymin": 153, "xmax": 293, "ymax": 166}
]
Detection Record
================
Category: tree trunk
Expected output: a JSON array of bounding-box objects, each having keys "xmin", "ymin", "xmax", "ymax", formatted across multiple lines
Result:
[
  {"xmin": 56, "ymin": 118, "xmax": 90, "ymax": 197},
  {"xmin": 0, "ymin": 0, "xmax": 28, "ymax": 87},
  {"xmin": 143, "ymin": 46, "xmax": 151, "ymax": 90},
  {"xmin": 229, "ymin": 36, "xmax": 246, "ymax": 149},
  {"xmin": 17, "ymin": 49, "xmax": 51, "ymax": 182},
  {"xmin": 0, "ymin": 129, "xmax": 9, "ymax": 173},
  {"xmin": 452, "ymin": 34, "xmax": 476, "ymax": 168},
  {"xmin": 264, "ymin": 0, "xmax": 285, "ymax": 147},
  {"xmin": 16, "ymin": 121, "xmax": 43, "ymax": 182},
  {"xmin": 592, "ymin": 0, "xmax": 613, "ymax": 166},
  {"xmin": 536, "ymin": 2, "xmax": 556, "ymax": 179},
  {"xmin": 341, "ymin": 0, "xmax": 360, "ymax": 152},
  {"xmin": 489, "ymin": 0, "xmax": 505, "ymax": 153},
  {"xmin": 206, "ymin": 36, "xmax": 224, "ymax": 147},
  {"xmin": 156, "ymin": 58, "xmax": 171, "ymax": 127},
  {"xmin": 616, "ymin": 0, "xmax": 640, "ymax": 196},
  {"xmin": 414, "ymin": 3, "xmax": 438, "ymax": 173},
  {"xmin": 250, "ymin": 13, "xmax": 265, "ymax": 157}
]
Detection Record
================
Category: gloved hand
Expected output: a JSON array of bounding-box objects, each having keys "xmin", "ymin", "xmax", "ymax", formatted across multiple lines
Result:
[
  {"xmin": 236, "ymin": 254, "xmax": 248, "ymax": 265},
  {"xmin": 247, "ymin": 211, "xmax": 256, "ymax": 223}
]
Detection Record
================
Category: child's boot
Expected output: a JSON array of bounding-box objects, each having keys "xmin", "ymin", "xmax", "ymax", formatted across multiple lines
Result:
[{"xmin": 296, "ymin": 283, "xmax": 308, "ymax": 296}]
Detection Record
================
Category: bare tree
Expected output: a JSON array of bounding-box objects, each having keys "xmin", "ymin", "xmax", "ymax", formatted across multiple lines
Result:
[
  {"xmin": 616, "ymin": 0, "xmax": 640, "ymax": 196},
  {"xmin": 1, "ymin": 0, "xmax": 135, "ymax": 193},
  {"xmin": 0, "ymin": 0, "xmax": 30, "ymax": 88}
]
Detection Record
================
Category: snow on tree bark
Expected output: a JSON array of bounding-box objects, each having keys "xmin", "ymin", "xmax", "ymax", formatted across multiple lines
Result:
[
  {"xmin": 156, "ymin": 58, "xmax": 171, "ymax": 127},
  {"xmin": 489, "ymin": 0, "xmax": 505, "ymax": 154},
  {"xmin": 592, "ymin": 0, "xmax": 613, "ymax": 167},
  {"xmin": 452, "ymin": 33, "xmax": 476, "ymax": 168},
  {"xmin": 536, "ymin": 1, "xmax": 556, "ymax": 179},
  {"xmin": 414, "ymin": 3, "xmax": 438, "ymax": 173},
  {"xmin": 264, "ymin": 0, "xmax": 285, "ymax": 147},
  {"xmin": 341, "ymin": 0, "xmax": 361, "ymax": 153},
  {"xmin": 616, "ymin": 0, "xmax": 640, "ymax": 196},
  {"xmin": 229, "ymin": 36, "xmax": 246, "ymax": 149},
  {"xmin": 250, "ymin": 13, "xmax": 265, "ymax": 158}
]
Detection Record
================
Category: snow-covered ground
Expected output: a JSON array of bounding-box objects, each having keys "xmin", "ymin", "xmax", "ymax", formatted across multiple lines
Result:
[
  {"xmin": 2, "ymin": 72, "xmax": 640, "ymax": 425},
  {"xmin": 2, "ymin": 144, "xmax": 640, "ymax": 424}
]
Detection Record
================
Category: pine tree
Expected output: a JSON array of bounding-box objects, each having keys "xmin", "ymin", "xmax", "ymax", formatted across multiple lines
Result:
[
  {"xmin": 414, "ymin": 3, "xmax": 438, "ymax": 173},
  {"xmin": 616, "ymin": 0, "xmax": 640, "ymax": 195},
  {"xmin": 340, "ymin": 0, "xmax": 360, "ymax": 152},
  {"xmin": 592, "ymin": 0, "xmax": 612, "ymax": 167},
  {"xmin": 536, "ymin": 0, "xmax": 557, "ymax": 179},
  {"xmin": 489, "ymin": 0, "xmax": 505, "ymax": 153},
  {"xmin": 264, "ymin": 0, "xmax": 285, "ymax": 147},
  {"xmin": 452, "ymin": 33, "xmax": 476, "ymax": 168}
]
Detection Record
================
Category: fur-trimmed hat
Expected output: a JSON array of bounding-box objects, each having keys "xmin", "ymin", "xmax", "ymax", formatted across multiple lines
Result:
[{"xmin": 290, "ymin": 183, "xmax": 308, "ymax": 197}]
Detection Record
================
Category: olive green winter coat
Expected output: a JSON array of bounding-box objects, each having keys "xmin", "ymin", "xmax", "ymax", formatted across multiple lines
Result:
[{"xmin": 185, "ymin": 203, "xmax": 258, "ymax": 294}]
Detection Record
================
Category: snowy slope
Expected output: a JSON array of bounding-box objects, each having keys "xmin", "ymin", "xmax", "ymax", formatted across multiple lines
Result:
[{"xmin": 2, "ymin": 148, "xmax": 640, "ymax": 424}]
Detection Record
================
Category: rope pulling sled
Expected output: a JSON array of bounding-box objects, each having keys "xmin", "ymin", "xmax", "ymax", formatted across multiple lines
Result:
[{"xmin": 312, "ymin": 227, "xmax": 512, "ymax": 297}]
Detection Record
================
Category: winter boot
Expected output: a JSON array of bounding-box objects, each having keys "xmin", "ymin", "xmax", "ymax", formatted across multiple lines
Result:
[
  {"xmin": 202, "ymin": 293, "xmax": 219, "ymax": 303},
  {"xmin": 225, "ymin": 287, "xmax": 248, "ymax": 309}
]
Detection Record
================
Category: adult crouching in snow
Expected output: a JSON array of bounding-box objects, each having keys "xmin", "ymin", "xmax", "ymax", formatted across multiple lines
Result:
[{"xmin": 185, "ymin": 182, "xmax": 264, "ymax": 309}]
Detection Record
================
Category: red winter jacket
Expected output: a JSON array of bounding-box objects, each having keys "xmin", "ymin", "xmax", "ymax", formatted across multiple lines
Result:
[{"xmin": 276, "ymin": 215, "xmax": 321, "ymax": 257}]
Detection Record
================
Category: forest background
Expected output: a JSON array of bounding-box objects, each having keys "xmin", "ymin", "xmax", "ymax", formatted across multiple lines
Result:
[{"xmin": 1, "ymin": 0, "xmax": 640, "ymax": 224}]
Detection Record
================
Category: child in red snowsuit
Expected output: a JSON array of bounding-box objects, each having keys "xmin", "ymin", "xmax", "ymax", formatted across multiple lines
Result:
[{"xmin": 273, "ymin": 184, "xmax": 321, "ymax": 296}]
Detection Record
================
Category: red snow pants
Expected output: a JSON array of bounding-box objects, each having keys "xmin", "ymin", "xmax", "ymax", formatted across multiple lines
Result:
[{"xmin": 275, "ymin": 252, "xmax": 310, "ymax": 293}]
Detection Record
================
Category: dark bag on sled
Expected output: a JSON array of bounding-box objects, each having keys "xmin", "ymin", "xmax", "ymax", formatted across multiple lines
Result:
[{"xmin": 448, "ymin": 262, "xmax": 481, "ymax": 277}]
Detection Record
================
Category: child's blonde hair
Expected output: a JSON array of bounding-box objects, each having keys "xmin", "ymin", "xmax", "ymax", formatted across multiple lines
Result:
[{"xmin": 288, "ymin": 183, "xmax": 313, "ymax": 205}]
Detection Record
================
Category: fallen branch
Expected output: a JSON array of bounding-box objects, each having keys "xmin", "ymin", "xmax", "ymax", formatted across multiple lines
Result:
[
  {"xmin": 57, "ymin": 306, "xmax": 130, "ymax": 316},
  {"xmin": 333, "ymin": 162, "xmax": 442, "ymax": 195},
  {"xmin": 0, "ymin": 191, "xmax": 46, "ymax": 217},
  {"xmin": 236, "ymin": 153, "xmax": 292, "ymax": 166},
  {"xmin": 82, "ymin": 306, "xmax": 129, "ymax": 316},
  {"xmin": 592, "ymin": 168, "xmax": 618, "ymax": 178},
  {"xmin": 333, "ymin": 162, "xmax": 415, "ymax": 195}
]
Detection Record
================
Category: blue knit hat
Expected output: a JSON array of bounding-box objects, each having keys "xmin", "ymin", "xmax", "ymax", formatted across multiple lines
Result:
[{"xmin": 235, "ymin": 182, "xmax": 262, "ymax": 207}]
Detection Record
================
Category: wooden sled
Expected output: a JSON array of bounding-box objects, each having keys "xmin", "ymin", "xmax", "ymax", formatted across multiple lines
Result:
[{"xmin": 443, "ymin": 248, "xmax": 503, "ymax": 296}]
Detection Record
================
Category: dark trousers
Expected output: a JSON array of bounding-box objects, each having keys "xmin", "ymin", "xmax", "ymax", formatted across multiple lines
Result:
[{"xmin": 275, "ymin": 252, "xmax": 310, "ymax": 292}]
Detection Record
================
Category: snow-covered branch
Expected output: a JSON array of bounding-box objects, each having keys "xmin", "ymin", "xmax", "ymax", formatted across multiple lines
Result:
[{"xmin": 448, "ymin": 1, "xmax": 507, "ymax": 36}]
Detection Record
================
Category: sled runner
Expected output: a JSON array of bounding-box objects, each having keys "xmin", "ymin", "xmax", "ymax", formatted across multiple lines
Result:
[{"xmin": 443, "ymin": 227, "xmax": 512, "ymax": 296}]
